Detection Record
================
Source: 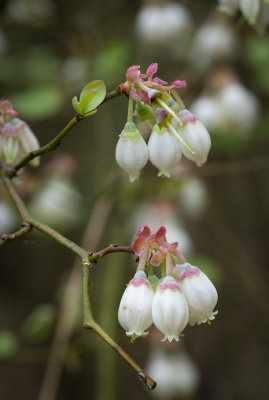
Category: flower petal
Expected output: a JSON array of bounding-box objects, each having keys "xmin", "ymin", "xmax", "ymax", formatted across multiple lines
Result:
[
  {"xmin": 146, "ymin": 63, "xmax": 158, "ymax": 80},
  {"xmin": 150, "ymin": 251, "xmax": 165, "ymax": 266},
  {"xmin": 136, "ymin": 225, "xmax": 151, "ymax": 238},
  {"xmin": 152, "ymin": 226, "xmax": 167, "ymax": 245},
  {"xmin": 132, "ymin": 236, "xmax": 146, "ymax": 256}
]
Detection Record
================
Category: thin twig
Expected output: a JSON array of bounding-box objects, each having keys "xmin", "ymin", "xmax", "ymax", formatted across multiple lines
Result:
[
  {"xmin": 0, "ymin": 222, "xmax": 32, "ymax": 247},
  {"xmin": 90, "ymin": 245, "xmax": 133, "ymax": 262},
  {"xmin": 6, "ymin": 85, "xmax": 123, "ymax": 178}
]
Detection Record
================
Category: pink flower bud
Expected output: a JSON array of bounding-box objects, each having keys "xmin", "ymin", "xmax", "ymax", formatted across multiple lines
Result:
[
  {"xmin": 118, "ymin": 271, "xmax": 154, "ymax": 339},
  {"xmin": 152, "ymin": 276, "xmax": 189, "ymax": 342}
]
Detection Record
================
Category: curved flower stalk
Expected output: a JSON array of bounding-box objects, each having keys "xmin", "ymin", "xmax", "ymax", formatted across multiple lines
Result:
[
  {"xmin": 177, "ymin": 263, "xmax": 218, "ymax": 326},
  {"xmin": 118, "ymin": 271, "xmax": 154, "ymax": 340},
  {"xmin": 152, "ymin": 276, "xmax": 189, "ymax": 342}
]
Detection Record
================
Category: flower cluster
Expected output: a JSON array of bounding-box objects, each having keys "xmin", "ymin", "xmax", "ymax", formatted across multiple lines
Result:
[
  {"xmin": 0, "ymin": 100, "xmax": 40, "ymax": 167},
  {"xmin": 116, "ymin": 64, "xmax": 211, "ymax": 182},
  {"xmin": 118, "ymin": 226, "xmax": 218, "ymax": 342}
]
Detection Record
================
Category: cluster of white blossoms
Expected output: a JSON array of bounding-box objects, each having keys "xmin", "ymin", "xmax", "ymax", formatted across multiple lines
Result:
[
  {"xmin": 115, "ymin": 64, "xmax": 211, "ymax": 182},
  {"xmin": 0, "ymin": 100, "xmax": 40, "ymax": 167},
  {"xmin": 118, "ymin": 226, "xmax": 218, "ymax": 342},
  {"xmin": 217, "ymin": 0, "xmax": 261, "ymax": 25}
]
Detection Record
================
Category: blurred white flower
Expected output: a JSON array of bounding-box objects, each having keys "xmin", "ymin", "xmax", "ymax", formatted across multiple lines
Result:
[
  {"xmin": 135, "ymin": 2, "xmax": 192, "ymax": 45},
  {"xmin": 146, "ymin": 348, "xmax": 200, "ymax": 399},
  {"xmin": 6, "ymin": 0, "xmax": 54, "ymax": 21},
  {"xmin": 191, "ymin": 95, "xmax": 225, "ymax": 131},
  {"xmin": 189, "ymin": 22, "xmax": 238, "ymax": 68},
  {"xmin": 239, "ymin": 0, "xmax": 261, "ymax": 25},
  {"xmin": 217, "ymin": 82, "xmax": 260, "ymax": 131},
  {"xmin": 179, "ymin": 177, "xmax": 209, "ymax": 219},
  {"xmin": 217, "ymin": 0, "xmax": 239, "ymax": 15},
  {"xmin": 0, "ymin": 201, "xmax": 17, "ymax": 235},
  {"xmin": 29, "ymin": 177, "xmax": 82, "ymax": 230}
]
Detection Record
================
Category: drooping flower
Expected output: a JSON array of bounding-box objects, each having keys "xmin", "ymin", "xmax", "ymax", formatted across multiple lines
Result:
[
  {"xmin": 0, "ymin": 101, "xmax": 40, "ymax": 167},
  {"xmin": 239, "ymin": 0, "xmax": 261, "ymax": 25},
  {"xmin": 177, "ymin": 263, "xmax": 218, "ymax": 326},
  {"xmin": 148, "ymin": 124, "xmax": 182, "ymax": 177},
  {"xmin": 115, "ymin": 122, "xmax": 148, "ymax": 182},
  {"xmin": 118, "ymin": 270, "xmax": 154, "ymax": 340},
  {"xmin": 175, "ymin": 109, "xmax": 211, "ymax": 167},
  {"xmin": 152, "ymin": 276, "xmax": 189, "ymax": 342}
]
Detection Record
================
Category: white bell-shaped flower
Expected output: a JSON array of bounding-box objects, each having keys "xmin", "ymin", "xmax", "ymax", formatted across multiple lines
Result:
[
  {"xmin": 152, "ymin": 276, "xmax": 189, "ymax": 342},
  {"xmin": 115, "ymin": 122, "xmax": 148, "ymax": 182},
  {"xmin": 178, "ymin": 263, "xmax": 218, "ymax": 326},
  {"xmin": 118, "ymin": 270, "xmax": 154, "ymax": 339},
  {"xmin": 148, "ymin": 124, "xmax": 181, "ymax": 177},
  {"xmin": 177, "ymin": 109, "xmax": 211, "ymax": 167},
  {"xmin": 239, "ymin": 0, "xmax": 260, "ymax": 25},
  {"xmin": 14, "ymin": 118, "xmax": 40, "ymax": 166}
]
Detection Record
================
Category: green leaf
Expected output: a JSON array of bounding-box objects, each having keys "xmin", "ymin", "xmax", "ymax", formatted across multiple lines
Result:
[
  {"xmin": 21, "ymin": 304, "xmax": 56, "ymax": 344},
  {"xmin": 79, "ymin": 80, "xmax": 106, "ymax": 115},
  {"xmin": 11, "ymin": 85, "xmax": 64, "ymax": 121},
  {"xmin": 72, "ymin": 96, "xmax": 82, "ymax": 115},
  {"xmin": 0, "ymin": 331, "xmax": 18, "ymax": 359}
]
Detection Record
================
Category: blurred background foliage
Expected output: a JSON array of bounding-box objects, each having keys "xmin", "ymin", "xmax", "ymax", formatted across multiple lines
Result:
[{"xmin": 0, "ymin": 0, "xmax": 269, "ymax": 399}]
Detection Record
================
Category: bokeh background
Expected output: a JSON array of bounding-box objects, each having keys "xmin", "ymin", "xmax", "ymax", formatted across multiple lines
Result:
[{"xmin": 1, "ymin": 0, "xmax": 269, "ymax": 399}]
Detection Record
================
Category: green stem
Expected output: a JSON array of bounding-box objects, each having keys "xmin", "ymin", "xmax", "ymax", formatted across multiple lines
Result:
[
  {"xmin": 7, "ymin": 116, "xmax": 83, "ymax": 178},
  {"xmin": 167, "ymin": 121, "xmax": 195, "ymax": 155},
  {"xmin": 82, "ymin": 260, "xmax": 93, "ymax": 326},
  {"xmin": 127, "ymin": 96, "xmax": 134, "ymax": 123},
  {"xmin": 171, "ymin": 89, "xmax": 185, "ymax": 110},
  {"xmin": 156, "ymin": 98, "xmax": 183, "ymax": 127}
]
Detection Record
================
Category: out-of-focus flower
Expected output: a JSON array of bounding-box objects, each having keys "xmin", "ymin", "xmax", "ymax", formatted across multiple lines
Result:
[
  {"xmin": 218, "ymin": 82, "xmax": 259, "ymax": 131},
  {"xmin": 115, "ymin": 122, "xmax": 148, "ymax": 182},
  {"xmin": 118, "ymin": 271, "xmax": 154, "ymax": 340},
  {"xmin": 189, "ymin": 21, "xmax": 238, "ymax": 69},
  {"xmin": 0, "ymin": 201, "xmax": 17, "ymax": 235},
  {"xmin": 29, "ymin": 176, "xmax": 82, "ymax": 231},
  {"xmin": 178, "ymin": 177, "xmax": 209, "ymax": 219},
  {"xmin": 217, "ymin": 0, "xmax": 239, "ymax": 15},
  {"xmin": 146, "ymin": 348, "xmax": 200, "ymax": 399},
  {"xmin": 6, "ymin": 0, "xmax": 54, "ymax": 21},
  {"xmin": 177, "ymin": 263, "xmax": 218, "ymax": 326},
  {"xmin": 152, "ymin": 276, "xmax": 189, "ymax": 342},
  {"xmin": 135, "ymin": 2, "xmax": 192, "ymax": 45},
  {"xmin": 191, "ymin": 80, "xmax": 259, "ymax": 134},
  {"xmin": 190, "ymin": 95, "xmax": 224, "ymax": 131},
  {"xmin": 148, "ymin": 124, "xmax": 181, "ymax": 177},
  {"xmin": 0, "ymin": 101, "xmax": 40, "ymax": 167}
]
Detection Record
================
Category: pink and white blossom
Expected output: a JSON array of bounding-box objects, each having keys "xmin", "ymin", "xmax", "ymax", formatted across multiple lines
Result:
[
  {"xmin": 152, "ymin": 276, "xmax": 189, "ymax": 342},
  {"xmin": 118, "ymin": 271, "xmax": 154, "ymax": 339}
]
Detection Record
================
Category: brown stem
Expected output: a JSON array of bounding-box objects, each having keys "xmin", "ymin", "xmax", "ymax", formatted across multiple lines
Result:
[{"xmin": 0, "ymin": 222, "xmax": 32, "ymax": 247}]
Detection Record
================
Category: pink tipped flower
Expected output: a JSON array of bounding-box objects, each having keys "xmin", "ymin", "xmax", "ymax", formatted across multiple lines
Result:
[
  {"xmin": 148, "ymin": 124, "xmax": 182, "ymax": 177},
  {"xmin": 176, "ymin": 109, "xmax": 211, "ymax": 167},
  {"xmin": 152, "ymin": 276, "xmax": 189, "ymax": 342},
  {"xmin": 118, "ymin": 271, "xmax": 154, "ymax": 340},
  {"xmin": 177, "ymin": 263, "xmax": 218, "ymax": 326}
]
